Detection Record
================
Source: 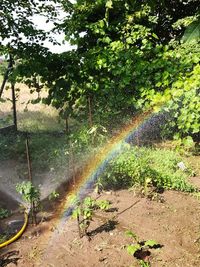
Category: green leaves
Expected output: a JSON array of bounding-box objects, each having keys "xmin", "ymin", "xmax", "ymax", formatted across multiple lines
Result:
[
  {"xmin": 181, "ymin": 136, "xmax": 195, "ymax": 150},
  {"xmin": 0, "ymin": 0, "xmax": 59, "ymax": 53},
  {"xmin": 72, "ymin": 207, "xmax": 81, "ymax": 219},
  {"xmin": 125, "ymin": 230, "xmax": 161, "ymax": 266},
  {"xmin": 182, "ymin": 19, "xmax": 200, "ymax": 43},
  {"xmin": 144, "ymin": 240, "xmax": 159, "ymax": 248},
  {"xmin": 16, "ymin": 181, "xmax": 40, "ymax": 205},
  {"xmin": 1, "ymin": 0, "xmax": 199, "ymax": 147},
  {"xmin": 106, "ymin": 0, "xmax": 113, "ymax": 9},
  {"xmin": 82, "ymin": 207, "xmax": 93, "ymax": 220},
  {"xmin": 100, "ymin": 147, "xmax": 196, "ymax": 192},
  {"xmin": 96, "ymin": 200, "xmax": 110, "ymax": 210},
  {"xmin": 127, "ymin": 244, "xmax": 141, "ymax": 255},
  {"xmin": 0, "ymin": 208, "xmax": 10, "ymax": 219},
  {"xmin": 72, "ymin": 197, "xmax": 110, "ymax": 219},
  {"xmin": 72, "ymin": 196, "xmax": 111, "ymax": 238},
  {"xmin": 165, "ymin": 63, "xmax": 200, "ymax": 141},
  {"xmin": 125, "ymin": 230, "xmax": 138, "ymax": 241},
  {"xmin": 16, "ymin": 181, "xmax": 41, "ymax": 224},
  {"xmin": 83, "ymin": 197, "xmax": 96, "ymax": 209}
]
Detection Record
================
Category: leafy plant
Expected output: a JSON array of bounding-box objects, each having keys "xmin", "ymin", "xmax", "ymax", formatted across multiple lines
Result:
[
  {"xmin": 87, "ymin": 124, "xmax": 108, "ymax": 145},
  {"xmin": 182, "ymin": 19, "xmax": 200, "ymax": 43},
  {"xmin": 125, "ymin": 230, "xmax": 161, "ymax": 266},
  {"xmin": 139, "ymin": 260, "xmax": 151, "ymax": 267},
  {"xmin": 16, "ymin": 181, "xmax": 41, "ymax": 225},
  {"xmin": 71, "ymin": 196, "xmax": 110, "ymax": 238},
  {"xmin": 100, "ymin": 147, "xmax": 196, "ymax": 193},
  {"xmin": 0, "ymin": 233, "xmax": 9, "ymax": 243},
  {"xmin": 162, "ymin": 63, "xmax": 200, "ymax": 143}
]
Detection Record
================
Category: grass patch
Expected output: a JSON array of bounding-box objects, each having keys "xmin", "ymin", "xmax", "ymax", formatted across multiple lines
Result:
[
  {"xmin": 17, "ymin": 110, "xmax": 65, "ymax": 133},
  {"xmin": 0, "ymin": 132, "xmax": 69, "ymax": 171},
  {"xmin": 0, "ymin": 121, "xmax": 109, "ymax": 172}
]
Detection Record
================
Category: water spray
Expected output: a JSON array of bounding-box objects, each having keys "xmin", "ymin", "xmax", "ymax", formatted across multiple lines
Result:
[{"xmin": 0, "ymin": 134, "xmax": 34, "ymax": 248}]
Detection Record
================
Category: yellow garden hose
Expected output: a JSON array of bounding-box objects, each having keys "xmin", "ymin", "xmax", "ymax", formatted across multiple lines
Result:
[{"xmin": 0, "ymin": 211, "xmax": 28, "ymax": 248}]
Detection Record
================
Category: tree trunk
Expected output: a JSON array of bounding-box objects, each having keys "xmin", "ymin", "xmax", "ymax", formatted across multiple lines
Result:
[
  {"xmin": 0, "ymin": 57, "xmax": 12, "ymax": 99},
  {"xmin": 32, "ymin": 202, "xmax": 37, "ymax": 225}
]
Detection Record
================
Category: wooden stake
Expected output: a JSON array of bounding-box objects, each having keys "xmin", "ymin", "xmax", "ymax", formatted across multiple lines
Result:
[
  {"xmin": 25, "ymin": 133, "xmax": 32, "ymax": 182},
  {"xmin": 70, "ymin": 141, "xmax": 76, "ymax": 187},
  {"xmin": 88, "ymin": 95, "xmax": 93, "ymax": 128},
  {"xmin": 11, "ymin": 83, "xmax": 17, "ymax": 131}
]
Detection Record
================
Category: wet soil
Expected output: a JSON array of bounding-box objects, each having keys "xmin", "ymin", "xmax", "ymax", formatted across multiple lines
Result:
[{"xmin": 1, "ymin": 185, "xmax": 200, "ymax": 267}]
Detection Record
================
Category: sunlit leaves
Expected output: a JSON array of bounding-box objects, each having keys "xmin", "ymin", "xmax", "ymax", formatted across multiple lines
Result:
[
  {"xmin": 105, "ymin": 0, "xmax": 113, "ymax": 9},
  {"xmin": 182, "ymin": 19, "xmax": 200, "ymax": 43},
  {"xmin": 1, "ymin": 0, "xmax": 199, "ymax": 145}
]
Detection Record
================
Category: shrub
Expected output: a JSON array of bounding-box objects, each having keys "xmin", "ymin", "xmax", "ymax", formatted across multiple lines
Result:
[{"xmin": 99, "ymin": 146, "xmax": 195, "ymax": 192}]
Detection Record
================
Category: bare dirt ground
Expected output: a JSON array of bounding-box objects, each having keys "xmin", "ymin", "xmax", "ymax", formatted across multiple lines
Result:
[{"xmin": 1, "ymin": 182, "xmax": 200, "ymax": 267}]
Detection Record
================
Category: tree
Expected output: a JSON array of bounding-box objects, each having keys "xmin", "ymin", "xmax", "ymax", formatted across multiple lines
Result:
[
  {"xmin": 0, "ymin": 0, "xmax": 63, "ymax": 128},
  {"xmin": 53, "ymin": 0, "xmax": 199, "ymax": 140},
  {"xmin": 1, "ymin": 0, "xmax": 199, "ymax": 142},
  {"xmin": 0, "ymin": 0, "xmax": 61, "ymax": 94}
]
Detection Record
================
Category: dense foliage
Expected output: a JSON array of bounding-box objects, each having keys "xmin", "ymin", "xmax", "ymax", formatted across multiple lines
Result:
[
  {"xmin": 99, "ymin": 146, "xmax": 195, "ymax": 192},
  {"xmin": 1, "ymin": 0, "xmax": 200, "ymax": 142}
]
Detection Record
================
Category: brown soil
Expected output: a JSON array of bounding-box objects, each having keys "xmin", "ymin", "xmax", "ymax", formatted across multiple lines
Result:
[{"xmin": 1, "ymin": 186, "xmax": 200, "ymax": 267}]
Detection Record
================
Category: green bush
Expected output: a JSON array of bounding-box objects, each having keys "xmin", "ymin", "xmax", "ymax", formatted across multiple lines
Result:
[
  {"xmin": 163, "ymin": 64, "xmax": 200, "ymax": 143},
  {"xmin": 100, "ymin": 146, "xmax": 195, "ymax": 192},
  {"xmin": 99, "ymin": 149, "xmax": 153, "ymax": 189}
]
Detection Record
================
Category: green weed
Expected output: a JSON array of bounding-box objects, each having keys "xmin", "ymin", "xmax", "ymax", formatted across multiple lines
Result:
[
  {"xmin": 71, "ymin": 196, "xmax": 110, "ymax": 238},
  {"xmin": 99, "ymin": 146, "xmax": 196, "ymax": 192},
  {"xmin": 125, "ymin": 230, "xmax": 161, "ymax": 267}
]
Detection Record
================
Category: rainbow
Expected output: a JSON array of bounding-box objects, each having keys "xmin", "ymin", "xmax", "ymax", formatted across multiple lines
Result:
[
  {"xmin": 38, "ymin": 110, "xmax": 165, "ymax": 264},
  {"xmin": 57, "ymin": 110, "xmax": 162, "ymax": 226}
]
